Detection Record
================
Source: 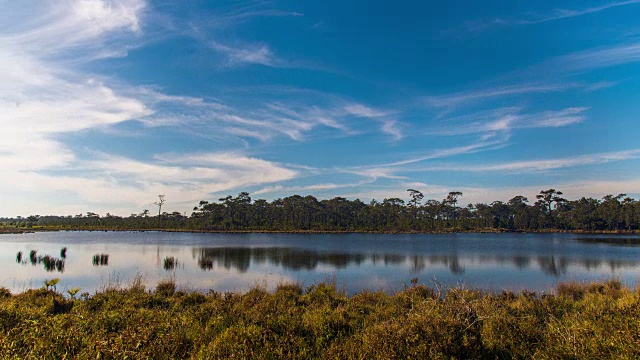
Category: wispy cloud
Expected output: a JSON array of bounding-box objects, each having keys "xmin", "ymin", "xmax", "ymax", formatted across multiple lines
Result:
[
  {"xmin": 144, "ymin": 95, "xmax": 399, "ymax": 143},
  {"xmin": 324, "ymin": 149, "xmax": 640, "ymax": 206},
  {"xmin": 0, "ymin": 151, "xmax": 296, "ymax": 215},
  {"xmin": 461, "ymin": 0, "xmax": 640, "ymax": 32},
  {"xmin": 553, "ymin": 42, "xmax": 640, "ymax": 72},
  {"xmin": 432, "ymin": 107, "xmax": 589, "ymax": 137},
  {"xmin": 379, "ymin": 138, "xmax": 509, "ymax": 168},
  {"xmin": 187, "ymin": 22, "xmax": 284, "ymax": 67},
  {"xmin": 413, "ymin": 149, "xmax": 640, "ymax": 174},
  {"xmin": 330, "ymin": 136, "xmax": 509, "ymax": 185},
  {"xmin": 343, "ymin": 104, "xmax": 389, "ymax": 118},
  {"xmin": 513, "ymin": 0, "xmax": 640, "ymax": 24},
  {"xmin": 583, "ymin": 81, "xmax": 621, "ymax": 91},
  {"xmin": 342, "ymin": 104, "xmax": 402, "ymax": 140},
  {"xmin": 191, "ymin": 2, "xmax": 303, "ymax": 29},
  {"xmin": 253, "ymin": 179, "xmax": 376, "ymax": 196},
  {"xmin": 253, "ymin": 184, "xmax": 339, "ymax": 196},
  {"xmin": 0, "ymin": 0, "xmax": 150, "ymax": 174},
  {"xmin": 423, "ymin": 83, "xmax": 577, "ymax": 109},
  {"xmin": 3, "ymin": 0, "xmax": 146, "ymax": 57},
  {"xmin": 381, "ymin": 120, "xmax": 403, "ymax": 141},
  {"xmin": 341, "ymin": 168, "xmax": 407, "ymax": 181},
  {"xmin": 206, "ymin": 39, "xmax": 281, "ymax": 67},
  {"xmin": 0, "ymin": 0, "xmax": 307, "ymax": 215},
  {"xmin": 223, "ymin": 9, "xmax": 303, "ymax": 23},
  {"xmin": 184, "ymin": 2, "xmax": 304, "ymax": 68}
]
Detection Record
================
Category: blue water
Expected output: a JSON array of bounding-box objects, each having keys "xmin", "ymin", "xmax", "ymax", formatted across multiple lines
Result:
[{"xmin": 2, "ymin": 231, "xmax": 640, "ymax": 294}]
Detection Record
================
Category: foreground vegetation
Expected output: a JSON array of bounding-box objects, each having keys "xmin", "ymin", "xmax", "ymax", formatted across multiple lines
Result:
[{"xmin": 1, "ymin": 279, "xmax": 639, "ymax": 359}]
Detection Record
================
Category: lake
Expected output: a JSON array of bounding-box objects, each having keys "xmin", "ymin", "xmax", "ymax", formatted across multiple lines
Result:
[{"xmin": 2, "ymin": 231, "xmax": 640, "ymax": 295}]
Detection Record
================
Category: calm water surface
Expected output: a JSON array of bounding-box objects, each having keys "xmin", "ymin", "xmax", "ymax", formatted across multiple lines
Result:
[{"xmin": 2, "ymin": 231, "xmax": 640, "ymax": 294}]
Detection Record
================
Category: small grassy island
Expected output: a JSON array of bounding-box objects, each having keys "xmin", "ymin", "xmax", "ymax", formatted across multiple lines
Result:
[{"xmin": 1, "ymin": 279, "xmax": 638, "ymax": 359}]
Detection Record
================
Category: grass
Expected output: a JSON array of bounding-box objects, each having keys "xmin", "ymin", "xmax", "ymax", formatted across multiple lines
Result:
[{"xmin": 1, "ymin": 279, "xmax": 639, "ymax": 359}]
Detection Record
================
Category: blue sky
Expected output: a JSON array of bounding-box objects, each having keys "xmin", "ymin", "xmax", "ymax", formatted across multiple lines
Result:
[{"xmin": 2, "ymin": 0, "xmax": 640, "ymax": 216}]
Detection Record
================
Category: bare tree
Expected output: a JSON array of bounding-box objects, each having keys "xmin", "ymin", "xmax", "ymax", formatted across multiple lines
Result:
[{"xmin": 154, "ymin": 195, "xmax": 166, "ymax": 228}]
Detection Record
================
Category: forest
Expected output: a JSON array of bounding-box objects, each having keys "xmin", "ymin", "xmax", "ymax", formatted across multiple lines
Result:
[{"xmin": 2, "ymin": 189, "xmax": 639, "ymax": 232}]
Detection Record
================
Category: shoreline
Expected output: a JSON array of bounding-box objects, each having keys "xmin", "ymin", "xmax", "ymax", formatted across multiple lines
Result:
[{"xmin": 1, "ymin": 227, "xmax": 637, "ymax": 235}]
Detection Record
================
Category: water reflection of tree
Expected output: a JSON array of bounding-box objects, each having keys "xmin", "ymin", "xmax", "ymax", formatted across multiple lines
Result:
[
  {"xmin": 15, "ymin": 249, "xmax": 65, "ymax": 273},
  {"xmin": 371, "ymin": 254, "xmax": 405, "ymax": 266},
  {"xmin": 576, "ymin": 237, "xmax": 640, "ymax": 247},
  {"xmin": 423, "ymin": 256, "xmax": 465, "ymax": 274},
  {"xmin": 163, "ymin": 256, "xmax": 179, "ymax": 271},
  {"xmin": 512, "ymin": 256, "xmax": 531, "ymax": 270},
  {"xmin": 536, "ymin": 257, "xmax": 569, "ymax": 277},
  {"xmin": 92, "ymin": 254, "xmax": 109, "ymax": 266},
  {"xmin": 192, "ymin": 247, "xmax": 640, "ymax": 277},
  {"xmin": 195, "ymin": 247, "xmax": 365, "ymax": 272}
]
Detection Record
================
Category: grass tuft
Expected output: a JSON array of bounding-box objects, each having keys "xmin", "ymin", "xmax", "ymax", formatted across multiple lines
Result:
[{"xmin": 156, "ymin": 279, "xmax": 177, "ymax": 296}]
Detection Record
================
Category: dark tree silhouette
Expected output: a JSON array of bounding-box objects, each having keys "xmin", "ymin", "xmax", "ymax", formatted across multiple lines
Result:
[{"xmin": 154, "ymin": 195, "xmax": 166, "ymax": 228}]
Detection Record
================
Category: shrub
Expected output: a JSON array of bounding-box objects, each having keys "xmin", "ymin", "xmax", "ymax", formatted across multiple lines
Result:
[
  {"xmin": 0, "ymin": 287, "xmax": 11, "ymax": 298},
  {"xmin": 156, "ymin": 279, "xmax": 176, "ymax": 296}
]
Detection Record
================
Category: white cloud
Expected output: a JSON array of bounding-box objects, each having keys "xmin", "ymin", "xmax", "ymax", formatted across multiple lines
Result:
[
  {"xmin": 123, "ymin": 88, "xmax": 396, "ymax": 144},
  {"xmin": 424, "ymin": 83, "xmax": 574, "ymax": 109},
  {"xmin": 461, "ymin": 0, "xmax": 640, "ymax": 32},
  {"xmin": 413, "ymin": 149, "xmax": 640, "ymax": 174},
  {"xmin": 252, "ymin": 179, "xmax": 378, "ymax": 197},
  {"xmin": 253, "ymin": 183, "xmax": 340, "ymax": 196},
  {"xmin": 226, "ymin": 127, "xmax": 272, "ymax": 141},
  {"xmin": 0, "ymin": 1, "xmax": 305, "ymax": 216},
  {"xmin": 0, "ymin": 152, "xmax": 297, "ymax": 215},
  {"xmin": 343, "ymin": 104, "xmax": 388, "ymax": 118},
  {"xmin": 207, "ymin": 40, "xmax": 280, "ymax": 67},
  {"xmin": 381, "ymin": 120, "xmax": 402, "ymax": 141},
  {"xmin": 522, "ymin": 0, "xmax": 640, "ymax": 24},
  {"xmin": 73, "ymin": 0, "xmax": 145, "ymax": 32},
  {"xmin": 379, "ymin": 138, "xmax": 508, "ymax": 167},
  {"xmin": 197, "ymin": 100, "xmax": 397, "ymax": 141},
  {"xmin": 225, "ymin": 9, "xmax": 303, "ymax": 22},
  {"xmin": 556, "ymin": 42, "xmax": 640, "ymax": 72},
  {"xmin": 428, "ymin": 107, "xmax": 588, "ymax": 140},
  {"xmin": 422, "ymin": 50, "xmax": 630, "ymax": 111},
  {"xmin": 344, "ymin": 168, "xmax": 407, "ymax": 181},
  {"xmin": 4, "ymin": 0, "xmax": 146, "ymax": 56},
  {"xmin": 183, "ymin": 4, "xmax": 305, "ymax": 68},
  {"xmin": 331, "ymin": 137, "xmax": 511, "ymax": 184},
  {"xmin": 0, "ymin": 0, "xmax": 150, "ymax": 176}
]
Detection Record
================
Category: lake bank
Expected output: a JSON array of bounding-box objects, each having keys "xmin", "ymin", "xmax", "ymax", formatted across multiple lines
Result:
[
  {"xmin": 1, "ymin": 279, "xmax": 637, "ymax": 359},
  {"xmin": 2, "ymin": 226, "xmax": 638, "ymax": 235}
]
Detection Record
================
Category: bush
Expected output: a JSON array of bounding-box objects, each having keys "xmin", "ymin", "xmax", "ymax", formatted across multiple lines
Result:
[
  {"xmin": 156, "ymin": 279, "xmax": 176, "ymax": 296},
  {"xmin": 0, "ymin": 287, "xmax": 11, "ymax": 298}
]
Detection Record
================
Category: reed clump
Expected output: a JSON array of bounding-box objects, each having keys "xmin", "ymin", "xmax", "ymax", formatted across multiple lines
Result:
[{"xmin": 1, "ymin": 279, "xmax": 639, "ymax": 359}]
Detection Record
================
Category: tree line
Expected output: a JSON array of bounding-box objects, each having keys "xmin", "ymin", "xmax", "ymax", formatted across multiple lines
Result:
[{"xmin": 2, "ymin": 189, "xmax": 639, "ymax": 232}]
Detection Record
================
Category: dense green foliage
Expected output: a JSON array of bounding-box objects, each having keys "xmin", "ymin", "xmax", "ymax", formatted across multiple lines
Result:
[
  {"xmin": 1, "ymin": 279, "xmax": 639, "ymax": 359},
  {"xmin": 2, "ymin": 189, "xmax": 639, "ymax": 232}
]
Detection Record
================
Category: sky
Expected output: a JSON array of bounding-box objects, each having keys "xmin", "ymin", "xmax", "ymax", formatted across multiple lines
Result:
[{"xmin": 2, "ymin": 0, "xmax": 640, "ymax": 217}]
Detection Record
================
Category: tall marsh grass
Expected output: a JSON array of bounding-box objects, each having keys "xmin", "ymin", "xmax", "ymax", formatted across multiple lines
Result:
[{"xmin": 0, "ymin": 279, "xmax": 639, "ymax": 358}]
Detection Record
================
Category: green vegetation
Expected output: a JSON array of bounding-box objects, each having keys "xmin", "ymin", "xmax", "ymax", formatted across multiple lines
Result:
[
  {"xmin": 1, "ymin": 189, "xmax": 639, "ymax": 233},
  {"xmin": 1, "ymin": 279, "xmax": 639, "ymax": 359}
]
